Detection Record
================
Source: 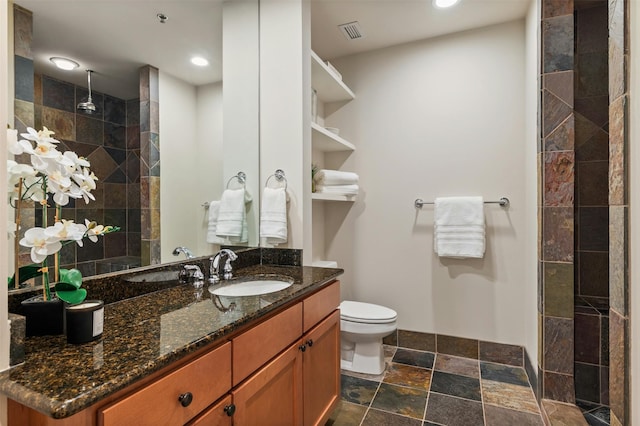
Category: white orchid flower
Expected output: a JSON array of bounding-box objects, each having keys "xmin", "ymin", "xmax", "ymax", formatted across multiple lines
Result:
[
  {"xmin": 7, "ymin": 128, "xmax": 25, "ymax": 155},
  {"xmin": 19, "ymin": 227, "xmax": 62, "ymax": 263},
  {"xmin": 7, "ymin": 220, "xmax": 17, "ymax": 239},
  {"xmin": 84, "ymin": 219, "xmax": 105, "ymax": 242},
  {"xmin": 45, "ymin": 220, "xmax": 87, "ymax": 246},
  {"xmin": 21, "ymin": 126, "xmax": 58, "ymax": 144},
  {"xmin": 72, "ymin": 168, "xmax": 98, "ymax": 203},
  {"xmin": 63, "ymin": 151, "xmax": 90, "ymax": 173}
]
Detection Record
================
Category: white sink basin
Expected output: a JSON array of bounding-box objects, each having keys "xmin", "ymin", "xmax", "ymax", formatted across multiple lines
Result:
[{"xmin": 209, "ymin": 278, "xmax": 293, "ymax": 297}]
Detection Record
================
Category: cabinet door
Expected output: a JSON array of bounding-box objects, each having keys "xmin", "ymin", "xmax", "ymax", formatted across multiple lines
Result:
[
  {"xmin": 188, "ymin": 395, "xmax": 233, "ymax": 426},
  {"xmin": 303, "ymin": 310, "xmax": 340, "ymax": 426},
  {"xmin": 232, "ymin": 342, "xmax": 303, "ymax": 426}
]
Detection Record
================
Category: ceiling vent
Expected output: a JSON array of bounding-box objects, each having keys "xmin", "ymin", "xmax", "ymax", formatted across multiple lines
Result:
[{"xmin": 338, "ymin": 21, "xmax": 365, "ymax": 40}]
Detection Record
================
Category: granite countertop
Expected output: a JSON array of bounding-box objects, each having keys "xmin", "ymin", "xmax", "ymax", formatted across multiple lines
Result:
[{"xmin": 0, "ymin": 264, "xmax": 342, "ymax": 419}]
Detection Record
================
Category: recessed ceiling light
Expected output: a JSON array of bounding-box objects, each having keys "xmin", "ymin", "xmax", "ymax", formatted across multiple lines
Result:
[
  {"xmin": 191, "ymin": 57, "xmax": 209, "ymax": 67},
  {"xmin": 433, "ymin": 0, "xmax": 460, "ymax": 8},
  {"xmin": 50, "ymin": 57, "xmax": 79, "ymax": 71}
]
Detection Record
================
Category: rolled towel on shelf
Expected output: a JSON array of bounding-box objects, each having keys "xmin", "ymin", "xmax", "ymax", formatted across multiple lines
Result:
[
  {"xmin": 314, "ymin": 169, "xmax": 359, "ymax": 186},
  {"xmin": 315, "ymin": 184, "xmax": 359, "ymax": 195},
  {"xmin": 433, "ymin": 196, "xmax": 485, "ymax": 259},
  {"xmin": 260, "ymin": 187, "xmax": 288, "ymax": 245},
  {"xmin": 216, "ymin": 188, "xmax": 249, "ymax": 243}
]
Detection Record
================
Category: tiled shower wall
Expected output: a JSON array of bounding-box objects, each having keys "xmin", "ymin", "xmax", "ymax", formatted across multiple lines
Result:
[
  {"xmin": 34, "ymin": 75, "xmax": 142, "ymax": 276},
  {"xmin": 539, "ymin": 0, "xmax": 576, "ymax": 403},
  {"xmin": 607, "ymin": 0, "xmax": 630, "ymax": 423},
  {"xmin": 573, "ymin": 1, "xmax": 609, "ymax": 408},
  {"xmin": 12, "ymin": 5, "xmax": 141, "ymax": 280}
]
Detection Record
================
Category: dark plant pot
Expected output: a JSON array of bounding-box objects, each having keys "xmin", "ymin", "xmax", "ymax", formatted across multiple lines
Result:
[
  {"xmin": 65, "ymin": 300, "xmax": 104, "ymax": 344},
  {"xmin": 21, "ymin": 296, "xmax": 65, "ymax": 337}
]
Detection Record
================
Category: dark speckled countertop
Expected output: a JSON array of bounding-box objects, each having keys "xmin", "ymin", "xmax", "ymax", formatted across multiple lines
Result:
[{"xmin": 0, "ymin": 264, "xmax": 342, "ymax": 419}]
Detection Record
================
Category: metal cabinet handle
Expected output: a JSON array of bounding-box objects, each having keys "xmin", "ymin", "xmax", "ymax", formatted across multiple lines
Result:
[
  {"xmin": 178, "ymin": 392, "xmax": 193, "ymax": 407},
  {"xmin": 306, "ymin": 339, "xmax": 313, "ymax": 347},
  {"xmin": 299, "ymin": 344, "xmax": 306, "ymax": 352},
  {"xmin": 224, "ymin": 404, "xmax": 236, "ymax": 416}
]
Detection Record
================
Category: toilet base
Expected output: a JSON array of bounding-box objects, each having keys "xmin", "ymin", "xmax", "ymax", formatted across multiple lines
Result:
[{"xmin": 340, "ymin": 338, "xmax": 385, "ymax": 375}]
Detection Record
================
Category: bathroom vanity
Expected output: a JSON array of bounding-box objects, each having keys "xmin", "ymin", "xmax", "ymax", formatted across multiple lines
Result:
[{"xmin": 0, "ymin": 261, "xmax": 342, "ymax": 426}]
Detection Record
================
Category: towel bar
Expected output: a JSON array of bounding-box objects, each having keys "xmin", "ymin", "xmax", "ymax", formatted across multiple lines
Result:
[{"xmin": 414, "ymin": 197, "xmax": 510, "ymax": 209}]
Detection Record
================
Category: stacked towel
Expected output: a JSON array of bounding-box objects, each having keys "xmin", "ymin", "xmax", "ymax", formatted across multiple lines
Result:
[
  {"xmin": 314, "ymin": 169, "xmax": 359, "ymax": 195},
  {"xmin": 206, "ymin": 200, "xmax": 228, "ymax": 244},
  {"xmin": 434, "ymin": 196, "xmax": 485, "ymax": 259},
  {"xmin": 260, "ymin": 187, "xmax": 288, "ymax": 245},
  {"xmin": 216, "ymin": 188, "xmax": 249, "ymax": 243}
]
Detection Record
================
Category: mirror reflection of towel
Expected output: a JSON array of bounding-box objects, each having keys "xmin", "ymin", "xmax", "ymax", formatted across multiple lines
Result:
[
  {"xmin": 206, "ymin": 201, "xmax": 227, "ymax": 244},
  {"xmin": 216, "ymin": 189, "xmax": 248, "ymax": 243},
  {"xmin": 260, "ymin": 187, "xmax": 287, "ymax": 245}
]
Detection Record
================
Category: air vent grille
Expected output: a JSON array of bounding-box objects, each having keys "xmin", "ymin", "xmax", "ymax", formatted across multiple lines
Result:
[{"xmin": 338, "ymin": 21, "xmax": 364, "ymax": 40}]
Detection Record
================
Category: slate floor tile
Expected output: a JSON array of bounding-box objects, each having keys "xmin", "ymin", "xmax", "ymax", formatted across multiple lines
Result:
[
  {"xmin": 341, "ymin": 374, "xmax": 379, "ymax": 406},
  {"xmin": 383, "ymin": 363, "xmax": 432, "ymax": 391},
  {"xmin": 361, "ymin": 408, "xmax": 423, "ymax": 426},
  {"xmin": 430, "ymin": 370, "xmax": 481, "ymax": 401},
  {"xmin": 392, "ymin": 348, "xmax": 435, "ymax": 369},
  {"xmin": 480, "ymin": 361, "xmax": 530, "ymax": 387},
  {"xmin": 325, "ymin": 400, "xmax": 367, "ymax": 426},
  {"xmin": 370, "ymin": 383, "xmax": 428, "ymax": 419},
  {"xmin": 485, "ymin": 404, "xmax": 544, "ymax": 426},
  {"xmin": 425, "ymin": 392, "xmax": 484, "ymax": 426},
  {"xmin": 434, "ymin": 353, "xmax": 480, "ymax": 378},
  {"xmin": 483, "ymin": 379, "xmax": 540, "ymax": 414}
]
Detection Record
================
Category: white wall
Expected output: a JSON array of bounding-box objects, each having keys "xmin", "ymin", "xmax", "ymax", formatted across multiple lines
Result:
[
  {"xmin": 327, "ymin": 20, "xmax": 533, "ymax": 348},
  {"xmin": 630, "ymin": 0, "xmax": 639, "ymax": 419},
  {"xmin": 260, "ymin": 0, "xmax": 312, "ymax": 258},
  {"xmin": 158, "ymin": 72, "xmax": 200, "ymax": 263},
  {"xmin": 196, "ymin": 82, "xmax": 224, "ymax": 255}
]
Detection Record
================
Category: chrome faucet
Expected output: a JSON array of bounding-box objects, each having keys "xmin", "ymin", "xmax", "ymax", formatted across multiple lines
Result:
[
  {"xmin": 180, "ymin": 264, "xmax": 205, "ymax": 288},
  {"xmin": 173, "ymin": 246, "xmax": 195, "ymax": 259},
  {"xmin": 209, "ymin": 249, "xmax": 238, "ymax": 284}
]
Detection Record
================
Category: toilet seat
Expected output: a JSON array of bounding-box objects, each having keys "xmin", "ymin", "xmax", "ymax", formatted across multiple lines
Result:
[{"xmin": 340, "ymin": 301, "xmax": 397, "ymax": 324}]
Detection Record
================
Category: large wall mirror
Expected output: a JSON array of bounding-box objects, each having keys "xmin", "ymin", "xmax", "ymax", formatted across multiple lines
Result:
[{"xmin": 8, "ymin": 0, "xmax": 260, "ymax": 292}]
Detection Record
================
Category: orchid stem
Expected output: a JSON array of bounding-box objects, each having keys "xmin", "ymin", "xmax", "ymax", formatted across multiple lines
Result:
[{"xmin": 14, "ymin": 179, "xmax": 22, "ymax": 289}]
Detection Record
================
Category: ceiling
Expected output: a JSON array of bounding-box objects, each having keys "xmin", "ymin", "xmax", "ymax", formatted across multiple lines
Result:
[{"xmin": 14, "ymin": 0, "xmax": 531, "ymax": 101}]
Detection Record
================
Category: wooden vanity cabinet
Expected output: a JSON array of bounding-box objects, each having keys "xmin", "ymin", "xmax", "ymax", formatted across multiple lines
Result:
[
  {"xmin": 7, "ymin": 280, "xmax": 340, "ymax": 426},
  {"xmin": 230, "ymin": 281, "xmax": 341, "ymax": 426}
]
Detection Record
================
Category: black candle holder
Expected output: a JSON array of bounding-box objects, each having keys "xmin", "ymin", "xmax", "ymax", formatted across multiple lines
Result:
[{"xmin": 65, "ymin": 300, "xmax": 104, "ymax": 344}]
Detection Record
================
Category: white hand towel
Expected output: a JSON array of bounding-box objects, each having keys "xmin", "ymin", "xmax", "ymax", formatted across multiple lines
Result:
[
  {"xmin": 260, "ymin": 187, "xmax": 288, "ymax": 245},
  {"xmin": 206, "ymin": 200, "xmax": 228, "ymax": 244},
  {"xmin": 315, "ymin": 170, "xmax": 359, "ymax": 186},
  {"xmin": 216, "ymin": 188, "xmax": 248, "ymax": 243},
  {"xmin": 315, "ymin": 184, "xmax": 359, "ymax": 195},
  {"xmin": 434, "ymin": 196, "xmax": 485, "ymax": 258}
]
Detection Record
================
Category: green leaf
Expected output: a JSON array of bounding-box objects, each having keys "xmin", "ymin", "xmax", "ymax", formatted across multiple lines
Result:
[
  {"xmin": 56, "ymin": 288, "xmax": 87, "ymax": 305},
  {"xmin": 7, "ymin": 264, "xmax": 44, "ymax": 288},
  {"xmin": 58, "ymin": 268, "xmax": 83, "ymax": 289}
]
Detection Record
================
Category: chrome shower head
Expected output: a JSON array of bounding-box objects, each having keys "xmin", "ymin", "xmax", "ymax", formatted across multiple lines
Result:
[{"xmin": 77, "ymin": 70, "xmax": 96, "ymax": 114}]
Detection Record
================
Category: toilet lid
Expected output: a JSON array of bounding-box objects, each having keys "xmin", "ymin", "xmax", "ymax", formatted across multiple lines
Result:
[{"xmin": 340, "ymin": 301, "xmax": 397, "ymax": 324}]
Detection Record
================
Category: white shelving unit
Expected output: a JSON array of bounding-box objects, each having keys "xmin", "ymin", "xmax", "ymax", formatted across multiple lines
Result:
[
  {"xmin": 311, "ymin": 192, "xmax": 357, "ymax": 202},
  {"xmin": 310, "ymin": 50, "xmax": 357, "ymax": 266},
  {"xmin": 311, "ymin": 122, "xmax": 355, "ymax": 152},
  {"xmin": 311, "ymin": 51, "xmax": 355, "ymax": 103}
]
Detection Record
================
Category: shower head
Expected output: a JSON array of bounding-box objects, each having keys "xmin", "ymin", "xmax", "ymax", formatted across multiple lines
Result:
[{"xmin": 77, "ymin": 70, "xmax": 96, "ymax": 114}]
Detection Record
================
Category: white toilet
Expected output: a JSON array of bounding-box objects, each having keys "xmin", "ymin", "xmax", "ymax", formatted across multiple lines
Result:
[{"xmin": 339, "ymin": 301, "xmax": 398, "ymax": 375}]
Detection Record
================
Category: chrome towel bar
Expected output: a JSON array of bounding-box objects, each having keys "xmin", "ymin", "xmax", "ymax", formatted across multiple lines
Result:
[{"xmin": 414, "ymin": 197, "xmax": 510, "ymax": 209}]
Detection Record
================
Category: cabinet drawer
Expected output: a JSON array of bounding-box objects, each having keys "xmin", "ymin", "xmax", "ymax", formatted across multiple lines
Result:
[
  {"xmin": 233, "ymin": 303, "xmax": 303, "ymax": 386},
  {"xmin": 100, "ymin": 342, "xmax": 231, "ymax": 426},
  {"xmin": 188, "ymin": 395, "xmax": 233, "ymax": 426},
  {"xmin": 303, "ymin": 280, "xmax": 340, "ymax": 333}
]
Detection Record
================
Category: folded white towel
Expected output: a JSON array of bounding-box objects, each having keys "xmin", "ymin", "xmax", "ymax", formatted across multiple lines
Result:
[
  {"xmin": 434, "ymin": 196, "xmax": 485, "ymax": 258},
  {"xmin": 260, "ymin": 187, "xmax": 288, "ymax": 245},
  {"xmin": 315, "ymin": 169, "xmax": 359, "ymax": 186},
  {"xmin": 216, "ymin": 188, "xmax": 248, "ymax": 243},
  {"xmin": 315, "ymin": 184, "xmax": 359, "ymax": 195},
  {"xmin": 205, "ymin": 200, "xmax": 228, "ymax": 244}
]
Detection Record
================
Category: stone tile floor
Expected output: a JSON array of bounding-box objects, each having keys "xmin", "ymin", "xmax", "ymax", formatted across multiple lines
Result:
[{"xmin": 326, "ymin": 345, "xmax": 545, "ymax": 426}]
